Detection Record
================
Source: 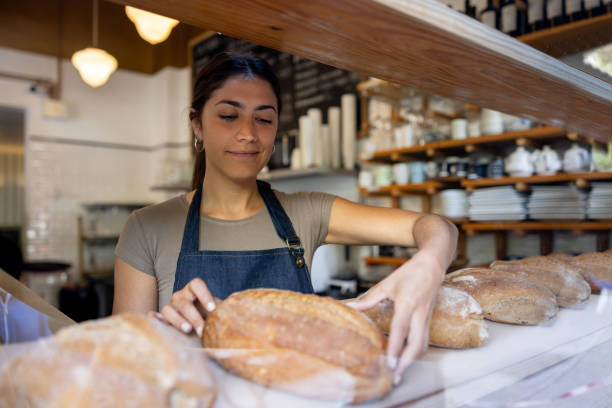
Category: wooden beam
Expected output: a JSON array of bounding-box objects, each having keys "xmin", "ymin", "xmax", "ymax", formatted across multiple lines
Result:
[{"xmin": 112, "ymin": 0, "xmax": 612, "ymax": 141}]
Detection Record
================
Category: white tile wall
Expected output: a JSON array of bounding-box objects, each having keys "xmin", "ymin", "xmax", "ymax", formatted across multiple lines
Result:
[{"xmin": 0, "ymin": 47, "xmax": 191, "ymax": 280}]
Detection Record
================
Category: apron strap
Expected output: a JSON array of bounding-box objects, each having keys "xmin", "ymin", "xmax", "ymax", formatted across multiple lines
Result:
[
  {"xmin": 179, "ymin": 180, "xmax": 204, "ymax": 252},
  {"xmin": 257, "ymin": 180, "xmax": 304, "ymax": 253}
]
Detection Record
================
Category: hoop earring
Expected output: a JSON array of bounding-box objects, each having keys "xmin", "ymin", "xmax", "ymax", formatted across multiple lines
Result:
[
  {"xmin": 194, "ymin": 137, "xmax": 204, "ymax": 153},
  {"xmin": 272, "ymin": 145, "xmax": 276, "ymax": 154}
]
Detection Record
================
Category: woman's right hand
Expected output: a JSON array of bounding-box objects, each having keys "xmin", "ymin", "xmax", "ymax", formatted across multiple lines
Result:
[{"xmin": 157, "ymin": 278, "xmax": 219, "ymax": 337}]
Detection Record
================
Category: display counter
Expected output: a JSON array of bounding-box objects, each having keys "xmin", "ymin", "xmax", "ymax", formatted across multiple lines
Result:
[{"xmin": 1, "ymin": 267, "xmax": 610, "ymax": 407}]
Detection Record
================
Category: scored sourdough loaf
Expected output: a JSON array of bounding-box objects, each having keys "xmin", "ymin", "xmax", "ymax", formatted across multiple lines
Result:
[
  {"xmin": 490, "ymin": 255, "xmax": 590, "ymax": 307},
  {"xmin": 355, "ymin": 286, "xmax": 488, "ymax": 349},
  {"xmin": 446, "ymin": 268, "xmax": 558, "ymax": 325},
  {"xmin": 563, "ymin": 251, "xmax": 612, "ymax": 294},
  {"xmin": 202, "ymin": 289, "xmax": 392, "ymax": 403},
  {"xmin": 0, "ymin": 313, "xmax": 216, "ymax": 408}
]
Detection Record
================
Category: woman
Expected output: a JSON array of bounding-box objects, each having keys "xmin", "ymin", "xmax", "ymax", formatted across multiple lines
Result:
[{"xmin": 113, "ymin": 52, "xmax": 457, "ymax": 383}]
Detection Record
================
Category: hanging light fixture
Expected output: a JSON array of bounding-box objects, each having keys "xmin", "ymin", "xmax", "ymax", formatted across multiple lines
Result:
[
  {"xmin": 125, "ymin": 6, "xmax": 179, "ymax": 45},
  {"xmin": 71, "ymin": 0, "xmax": 117, "ymax": 88}
]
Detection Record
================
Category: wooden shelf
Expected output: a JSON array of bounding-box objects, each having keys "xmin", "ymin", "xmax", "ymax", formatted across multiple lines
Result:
[
  {"xmin": 360, "ymin": 181, "xmax": 446, "ymax": 196},
  {"xmin": 259, "ymin": 168, "xmax": 357, "ymax": 181},
  {"xmin": 151, "ymin": 169, "xmax": 358, "ymax": 192},
  {"xmin": 366, "ymin": 126, "xmax": 566, "ymax": 163},
  {"xmin": 461, "ymin": 171, "xmax": 612, "ymax": 191},
  {"xmin": 364, "ymin": 256, "xmax": 468, "ymax": 268},
  {"xmin": 518, "ymin": 13, "xmax": 612, "ymax": 59},
  {"xmin": 462, "ymin": 221, "xmax": 612, "ymax": 233},
  {"xmin": 81, "ymin": 236, "xmax": 120, "ymax": 245}
]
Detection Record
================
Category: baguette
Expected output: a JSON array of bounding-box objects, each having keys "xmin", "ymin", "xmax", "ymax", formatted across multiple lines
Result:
[
  {"xmin": 356, "ymin": 286, "xmax": 488, "ymax": 349},
  {"xmin": 446, "ymin": 268, "xmax": 558, "ymax": 325},
  {"xmin": 564, "ymin": 251, "xmax": 612, "ymax": 293},
  {"xmin": 202, "ymin": 289, "xmax": 392, "ymax": 403},
  {"xmin": 0, "ymin": 313, "xmax": 216, "ymax": 408},
  {"xmin": 490, "ymin": 256, "xmax": 590, "ymax": 307}
]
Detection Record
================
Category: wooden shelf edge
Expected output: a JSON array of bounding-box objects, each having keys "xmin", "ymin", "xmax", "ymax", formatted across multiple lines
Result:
[
  {"xmin": 461, "ymin": 221, "xmax": 612, "ymax": 232},
  {"xmin": 518, "ymin": 13, "xmax": 612, "ymax": 58},
  {"xmin": 369, "ymin": 126, "xmax": 565, "ymax": 161},
  {"xmin": 364, "ymin": 256, "xmax": 468, "ymax": 268},
  {"xmin": 461, "ymin": 171, "xmax": 612, "ymax": 188}
]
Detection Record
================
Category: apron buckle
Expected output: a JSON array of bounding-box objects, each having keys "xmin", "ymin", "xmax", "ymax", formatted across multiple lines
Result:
[{"xmin": 285, "ymin": 237, "xmax": 304, "ymax": 268}]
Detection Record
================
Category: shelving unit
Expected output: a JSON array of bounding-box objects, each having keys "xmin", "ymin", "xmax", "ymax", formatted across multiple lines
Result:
[{"xmin": 357, "ymin": 86, "xmax": 612, "ymax": 267}]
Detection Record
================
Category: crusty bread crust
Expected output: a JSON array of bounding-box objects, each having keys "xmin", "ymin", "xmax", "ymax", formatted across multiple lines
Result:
[
  {"xmin": 490, "ymin": 256, "xmax": 590, "ymax": 307},
  {"xmin": 356, "ymin": 287, "xmax": 488, "ymax": 349},
  {"xmin": 446, "ymin": 268, "xmax": 558, "ymax": 325},
  {"xmin": 564, "ymin": 252, "xmax": 612, "ymax": 293},
  {"xmin": 0, "ymin": 314, "xmax": 216, "ymax": 408},
  {"xmin": 202, "ymin": 289, "xmax": 392, "ymax": 403}
]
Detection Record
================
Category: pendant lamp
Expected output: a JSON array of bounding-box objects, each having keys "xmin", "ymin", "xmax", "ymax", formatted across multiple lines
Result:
[
  {"xmin": 125, "ymin": 6, "xmax": 179, "ymax": 45},
  {"xmin": 583, "ymin": 43, "xmax": 612, "ymax": 78},
  {"xmin": 71, "ymin": 0, "xmax": 117, "ymax": 88}
]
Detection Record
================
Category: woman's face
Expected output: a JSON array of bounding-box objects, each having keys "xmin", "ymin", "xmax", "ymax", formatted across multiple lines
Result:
[{"xmin": 195, "ymin": 76, "xmax": 278, "ymax": 183}]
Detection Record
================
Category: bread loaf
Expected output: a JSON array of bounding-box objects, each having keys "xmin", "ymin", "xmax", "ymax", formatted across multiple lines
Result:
[
  {"xmin": 564, "ymin": 251, "xmax": 612, "ymax": 293},
  {"xmin": 202, "ymin": 289, "xmax": 392, "ymax": 403},
  {"xmin": 356, "ymin": 286, "xmax": 488, "ymax": 349},
  {"xmin": 490, "ymin": 256, "xmax": 590, "ymax": 307},
  {"xmin": 446, "ymin": 268, "xmax": 558, "ymax": 325},
  {"xmin": 0, "ymin": 313, "xmax": 216, "ymax": 408}
]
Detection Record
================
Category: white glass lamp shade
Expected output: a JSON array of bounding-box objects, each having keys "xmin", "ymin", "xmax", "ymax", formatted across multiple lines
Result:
[
  {"xmin": 583, "ymin": 43, "xmax": 612, "ymax": 78},
  {"xmin": 71, "ymin": 47, "xmax": 118, "ymax": 88},
  {"xmin": 125, "ymin": 6, "xmax": 179, "ymax": 45}
]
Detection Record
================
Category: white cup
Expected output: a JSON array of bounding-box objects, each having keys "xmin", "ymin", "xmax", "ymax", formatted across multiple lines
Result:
[
  {"xmin": 375, "ymin": 165, "xmax": 394, "ymax": 187},
  {"xmin": 358, "ymin": 169, "xmax": 374, "ymax": 188},
  {"xmin": 451, "ymin": 119, "xmax": 468, "ymax": 140},
  {"xmin": 393, "ymin": 163, "xmax": 410, "ymax": 185},
  {"xmin": 468, "ymin": 121, "xmax": 481, "ymax": 138}
]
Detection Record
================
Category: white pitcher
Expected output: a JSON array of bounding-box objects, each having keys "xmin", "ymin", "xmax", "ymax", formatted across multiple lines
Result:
[
  {"xmin": 505, "ymin": 146, "xmax": 534, "ymax": 177},
  {"xmin": 532, "ymin": 145, "xmax": 561, "ymax": 176},
  {"xmin": 563, "ymin": 144, "xmax": 590, "ymax": 173}
]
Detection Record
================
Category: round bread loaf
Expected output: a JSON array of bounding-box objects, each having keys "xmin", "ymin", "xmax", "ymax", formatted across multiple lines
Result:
[
  {"xmin": 446, "ymin": 268, "xmax": 558, "ymax": 325},
  {"xmin": 0, "ymin": 313, "xmax": 217, "ymax": 408},
  {"xmin": 202, "ymin": 289, "xmax": 392, "ymax": 403}
]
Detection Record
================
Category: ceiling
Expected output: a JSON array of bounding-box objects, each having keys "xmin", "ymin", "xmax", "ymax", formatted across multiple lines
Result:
[{"xmin": 0, "ymin": 0, "xmax": 205, "ymax": 75}]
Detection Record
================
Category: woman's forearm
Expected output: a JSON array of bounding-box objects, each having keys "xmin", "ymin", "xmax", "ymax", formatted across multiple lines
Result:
[{"xmin": 410, "ymin": 214, "xmax": 459, "ymax": 273}]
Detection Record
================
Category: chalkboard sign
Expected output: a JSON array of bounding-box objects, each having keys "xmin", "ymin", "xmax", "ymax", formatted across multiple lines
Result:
[{"xmin": 190, "ymin": 33, "xmax": 362, "ymax": 135}]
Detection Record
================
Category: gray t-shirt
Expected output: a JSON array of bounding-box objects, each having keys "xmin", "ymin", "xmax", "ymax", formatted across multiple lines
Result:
[{"xmin": 115, "ymin": 190, "xmax": 336, "ymax": 309}]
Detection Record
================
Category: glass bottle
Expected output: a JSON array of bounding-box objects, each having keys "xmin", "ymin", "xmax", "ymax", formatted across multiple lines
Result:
[
  {"xmin": 565, "ymin": 0, "xmax": 585, "ymax": 22},
  {"xmin": 527, "ymin": 0, "xmax": 547, "ymax": 32},
  {"xmin": 546, "ymin": 0, "xmax": 566, "ymax": 26},
  {"xmin": 584, "ymin": 0, "xmax": 605, "ymax": 16},
  {"xmin": 481, "ymin": 0, "xmax": 500, "ymax": 29}
]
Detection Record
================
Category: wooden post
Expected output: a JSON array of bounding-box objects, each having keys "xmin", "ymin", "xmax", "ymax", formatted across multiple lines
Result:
[
  {"xmin": 596, "ymin": 231, "xmax": 609, "ymax": 252},
  {"xmin": 540, "ymin": 231, "xmax": 553, "ymax": 255},
  {"xmin": 495, "ymin": 231, "xmax": 507, "ymax": 260}
]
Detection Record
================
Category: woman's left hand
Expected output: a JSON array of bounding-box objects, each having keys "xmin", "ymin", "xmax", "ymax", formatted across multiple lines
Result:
[{"xmin": 348, "ymin": 251, "xmax": 445, "ymax": 385}]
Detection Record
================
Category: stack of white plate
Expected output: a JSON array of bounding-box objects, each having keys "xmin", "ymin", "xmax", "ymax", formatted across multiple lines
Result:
[
  {"xmin": 587, "ymin": 182, "xmax": 612, "ymax": 220},
  {"xmin": 431, "ymin": 189, "xmax": 468, "ymax": 218},
  {"xmin": 468, "ymin": 186, "xmax": 528, "ymax": 221},
  {"xmin": 528, "ymin": 185, "xmax": 587, "ymax": 220}
]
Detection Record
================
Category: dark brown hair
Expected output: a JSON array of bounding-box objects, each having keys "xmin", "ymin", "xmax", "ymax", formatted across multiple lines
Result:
[{"xmin": 190, "ymin": 51, "xmax": 282, "ymax": 190}]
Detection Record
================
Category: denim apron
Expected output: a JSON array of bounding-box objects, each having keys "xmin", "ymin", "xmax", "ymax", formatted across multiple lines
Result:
[{"xmin": 172, "ymin": 180, "xmax": 314, "ymax": 299}]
